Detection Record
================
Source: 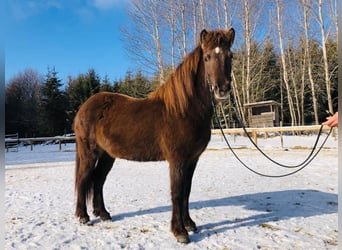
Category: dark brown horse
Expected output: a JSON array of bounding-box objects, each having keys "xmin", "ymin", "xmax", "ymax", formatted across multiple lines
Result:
[{"xmin": 74, "ymin": 28, "xmax": 235, "ymax": 243}]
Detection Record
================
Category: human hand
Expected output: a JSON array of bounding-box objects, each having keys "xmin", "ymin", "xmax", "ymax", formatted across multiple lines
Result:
[{"xmin": 323, "ymin": 112, "xmax": 338, "ymax": 127}]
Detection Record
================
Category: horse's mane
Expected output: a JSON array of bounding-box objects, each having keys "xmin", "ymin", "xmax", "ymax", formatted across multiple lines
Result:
[
  {"xmin": 149, "ymin": 45, "xmax": 203, "ymax": 116},
  {"xmin": 149, "ymin": 30, "xmax": 234, "ymax": 116}
]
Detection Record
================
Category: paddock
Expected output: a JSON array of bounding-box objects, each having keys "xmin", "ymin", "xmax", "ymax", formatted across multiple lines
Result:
[{"xmin": 5, "ymin": 134, "xmax": 338, "ymax": 249}]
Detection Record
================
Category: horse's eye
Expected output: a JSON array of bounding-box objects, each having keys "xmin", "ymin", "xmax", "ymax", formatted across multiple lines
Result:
[
  {"xmin": 204, "ymin": 55, "xmax": 210, "ymax": 62},
  {"xmin": 228, "ymin": 51, "xmax": 233, "ymax": 59}
]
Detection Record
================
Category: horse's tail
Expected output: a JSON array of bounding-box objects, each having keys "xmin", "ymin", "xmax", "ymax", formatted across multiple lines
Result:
[
  {"xmin": 74, "ymin": 141, "xmax": 94, "ymax": 206},
  {"xmin": 74, "ymin": 142, "xmax": 81, "ymax": 194}
]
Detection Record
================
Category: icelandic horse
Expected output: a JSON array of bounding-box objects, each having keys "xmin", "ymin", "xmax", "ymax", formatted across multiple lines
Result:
[{"xmin": 74, "ymin": 28, "xmax": 235, "ymax": 243}]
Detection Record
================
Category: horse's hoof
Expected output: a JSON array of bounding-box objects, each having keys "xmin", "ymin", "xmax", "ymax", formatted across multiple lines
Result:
[
  {"xmin": 176, "ymin": 235, "xmax": 190, "ymax": 244},
  {"xmin": 79, "ymin": 216, "xmax": 90, "ymax": 224},
  {"xmin": 100, "ymin": 213, "xmax": 112, "ymax": 221},
  {"xmin": 93, "ymin": 210, "xmax": 111, "ymax": 221},
  {"xmin": 185, "ymin": 224, "xmax": 198, "ymax": 233},
  {"xmin": 93, "ymin": 210, "xmax": 100, "ymax": 217}
]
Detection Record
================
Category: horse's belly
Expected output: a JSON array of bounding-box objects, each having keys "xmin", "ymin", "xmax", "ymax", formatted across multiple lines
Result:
[{"xmin": 97, "ymin": 133, "xmax": 164, "ymax": 162}]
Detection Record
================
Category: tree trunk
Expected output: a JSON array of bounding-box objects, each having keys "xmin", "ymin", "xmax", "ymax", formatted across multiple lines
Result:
[
  {"xmin": 302, "ymin": 0, "xmax": 319, "ymax": 124},
  {"xmin": 276, "ymin": 0, "xmax": 296, "ymax": 126},
  {"xmin": 317, "ymin": 0, "xmax": 333, "ymax": 113},
  {"xmin": 243, "ymin": 0, "xmax": 251, "ymax": 106}
]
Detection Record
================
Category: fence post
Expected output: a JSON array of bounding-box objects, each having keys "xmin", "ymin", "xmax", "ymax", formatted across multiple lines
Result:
[
  {"xmin": 252, "ymin": 130, "xmax": 257, "ymax": 145},
  {"xmin": 280, "ymin": 121, "xmax": 283, "ymax": 148}
]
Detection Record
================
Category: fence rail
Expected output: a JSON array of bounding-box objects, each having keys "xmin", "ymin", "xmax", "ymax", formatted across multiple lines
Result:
[
  {"xmin": 6, "ymin": 125, "xmax": 336, "ymax": 152},
  {"xmin": 5, "ymin": 133, "xmax": 19, "ymax": 152},
  {"xmin": 17, "ymin": 136, "xmax": 75, "ymax": 151},
  {"xmin": 212, "ymin": 125, "xmax": 335, "ymax": 145}
]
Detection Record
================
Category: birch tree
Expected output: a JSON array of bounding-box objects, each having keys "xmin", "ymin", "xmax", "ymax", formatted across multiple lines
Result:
[
  {"xmin": 315, "ymin": 0, "xmax": 333, "ymax": 114},
  {"xmin": 124, "ymin": 0, "xmax": 165, "ymax": 83},
  {"xmin": 302, "ymin": 0, "xmax": 319, "ymax": 124},
  {"xmin": 276, "ymin": 0, "xmax": 296, "ymax": 126}
]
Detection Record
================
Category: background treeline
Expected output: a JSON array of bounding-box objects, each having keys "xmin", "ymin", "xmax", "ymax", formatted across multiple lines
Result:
[
  {"xmin": 5, "ymin": 0, "xmax": 338, "ymax": 137},
  {"xmin": 5, "ymin": 68, "xmax": 155, "ymax": 137},
  {"xmin": 124, "ymin": 0, "xmax": 338, "ymax": 127}
]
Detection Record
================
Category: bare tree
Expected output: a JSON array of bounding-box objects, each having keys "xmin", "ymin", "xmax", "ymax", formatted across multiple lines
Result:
[
  {"xmin": 199, "ymin": 0, "xmax": 206, "ymax": 29},
  {"xmin": 315, "ymin": 0, "xmax": 333, "ymax": 113},
  {"xmin": 286, "ymin": 41, "xmax": 302, "ymax": 125},
  {"xmin": 276, "ymin": 0, "xmax": 296, "ymax": 126},
  {"xmin": 191, "ymin": 0, "xmax": 198, "ymax": 46},
  {"xmin": 302, "ymin": 0, "xmax": 319, "ymax": 124},
  {"xmin": 222, "ymin": 0, "xmax": 234, "ymax": 29},
  {"xmin": 242, "ymin": 0, "xmax": 252, "ymax": 106},
  {"xmin": 328, "ymin": 0, "xmax": 338, "ymax": 46},
  {"xmin": 177, "ymin": 0, "xmax": 188, "ymax": 57},
  {"xmin": 235, "ymin": 0, "xmax": 267, "ymax": 122},
  {"xmin": 5, "ymin": 69, "xmax": 43, "ymax": 136},
  {"xmin": 122, "ymin": 0, "xmax": 336, "ymax": 126},
  {"xmin": 124, "ymin": 0, "xmax": 165, "ymax": 83},
  {"xmin": 164, "ymin": 0, "xmax": 176, "ymax": 70}
]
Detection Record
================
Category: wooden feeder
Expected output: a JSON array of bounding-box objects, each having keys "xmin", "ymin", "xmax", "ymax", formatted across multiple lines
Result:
[{"xmin": 244, "ymin": 100, "xmax": 280, "ymax": 128}]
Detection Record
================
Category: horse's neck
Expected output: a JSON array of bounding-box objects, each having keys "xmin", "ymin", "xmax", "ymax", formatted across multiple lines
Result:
[
  {"xmin": 192, "ymin": 63, "xmax": 213, "ymax": 116},
  {"xmin": 149, "ymin": 46, "xmax": 213, "ymax": 118}
]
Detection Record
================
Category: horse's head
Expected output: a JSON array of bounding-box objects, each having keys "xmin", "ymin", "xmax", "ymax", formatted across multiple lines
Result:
[{"xmin": 200, "ymin": 28, "xmax": 235, "ymax": 102}]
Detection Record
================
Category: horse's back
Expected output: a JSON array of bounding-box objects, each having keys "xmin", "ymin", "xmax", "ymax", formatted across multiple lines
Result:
[
  {"xmin": 74, "ymin": 92, "xmax": 123, "ymax": 135},
  {"xmin": 74, "ymin": 92, "xmax": 165, "ymax": 161}
]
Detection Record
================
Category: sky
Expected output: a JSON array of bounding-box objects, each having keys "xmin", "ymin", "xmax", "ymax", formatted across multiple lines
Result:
[{"xmin": 5, "ymin": 0, "xmax": 133, "ymax": 85}]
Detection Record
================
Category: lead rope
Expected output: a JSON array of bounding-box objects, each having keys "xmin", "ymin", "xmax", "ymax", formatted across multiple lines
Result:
[
  {"xmin": 229, "ymin": 97, "xmax": 332, "ymax": 169},
  {"xmin": 210, "ymin": 90, "xmax": 333, "ymax": 177}
]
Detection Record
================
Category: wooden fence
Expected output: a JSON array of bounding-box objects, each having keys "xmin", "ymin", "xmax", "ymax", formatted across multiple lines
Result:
[
  {"xmin": 5, "ymin": 133, "xmax": 19, "ymax": 152},
  {"xmin": 5, "ymin": 125, "xmax": 336, "ymax": 152},
  {"xmin": 212, "ymin": 125, "xmax": 336, "ymax": 145},
  {"xmin": 16, "ymin": 136, "xmax": 75, "ymax": 151}
]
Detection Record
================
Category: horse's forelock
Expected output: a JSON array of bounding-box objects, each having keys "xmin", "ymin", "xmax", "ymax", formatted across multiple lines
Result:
[{"xmin": 201, "ymin": 29, "xmax": 234, "ymax": 50}]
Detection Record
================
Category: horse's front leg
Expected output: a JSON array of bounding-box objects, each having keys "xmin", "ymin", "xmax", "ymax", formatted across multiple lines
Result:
[
  {"xmin": 169, "ymin": 162, "xmax": 189, "ymax": 243},
  {"xmin": 182, "ymin": 159, "xmax": 198, "ymax": 233}
]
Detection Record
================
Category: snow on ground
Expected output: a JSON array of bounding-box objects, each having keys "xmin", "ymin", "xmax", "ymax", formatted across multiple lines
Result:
[{"xmin": 5, "ymin": 133, "xmax": 338, "ymax": 249}]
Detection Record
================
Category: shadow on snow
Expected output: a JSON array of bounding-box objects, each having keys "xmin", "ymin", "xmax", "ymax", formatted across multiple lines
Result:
[{"xmin": 89, "ymin": 189, "xmax": 337, "ymax": 242}]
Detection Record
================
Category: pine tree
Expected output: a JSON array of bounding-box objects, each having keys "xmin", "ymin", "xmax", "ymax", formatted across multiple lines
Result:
[
  {"xmin": 66, "ymin": 68, "xmax": 101, "ymax": 130},
  {"xmin": 41, "ymin": 67, "xmax": 68, "ymax": 136},
  {"xmin": 100, "ymin": 75, "xmax": 114, "ymax": 92}
]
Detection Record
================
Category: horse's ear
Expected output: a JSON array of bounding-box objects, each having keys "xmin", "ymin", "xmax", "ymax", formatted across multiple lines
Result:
[
  {"xmin": 226, "ymin": 28, "xmax": 235, "ymax": 47},
  {"xmin": 200, "ymin": 29, "xmax": 208, "ymax": 45}
]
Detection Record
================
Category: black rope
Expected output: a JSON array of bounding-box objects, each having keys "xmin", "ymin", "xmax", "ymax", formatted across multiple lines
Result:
[
  {"xmin": 231, "ymin": 104, "xmax": 331, "ymax": 169},
  {"xmin": 211, "ymin": 95, "xmax": 333, "ymax": 177}
]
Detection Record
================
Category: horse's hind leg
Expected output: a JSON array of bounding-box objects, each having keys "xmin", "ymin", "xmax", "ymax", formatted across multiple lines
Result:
[
  {"xmin": 92, "ymin": 152, "xmax": 115, "ymax": 221},
  {"xmin": 182, "ymin": 159, "xmax": 198, "ymax": 233},
  {"xmin": 75, "ymin": 150, "xmax": 97, "ymax": 224}
]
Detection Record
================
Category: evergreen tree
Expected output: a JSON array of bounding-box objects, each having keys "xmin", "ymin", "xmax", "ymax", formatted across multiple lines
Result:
[
  {"xmin": 100, "ymin": 75, "xmax": 114, "ymax": 92},
  {"xmin": 41, "ymin": 67, "xmax": 68, "ymax": 135},
  {"xmin": 114, "ymin": 70, "xmax": 153, "ymax": 98},
  {"xmin": 66, "ymin": 68, "xmax": 101, "ymax": 129}
]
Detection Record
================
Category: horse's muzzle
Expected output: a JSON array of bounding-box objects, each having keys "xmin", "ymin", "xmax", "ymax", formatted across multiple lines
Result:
[{"xmin": 213, "ymin": 84, "xmax": 231, "ymax": 102}]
